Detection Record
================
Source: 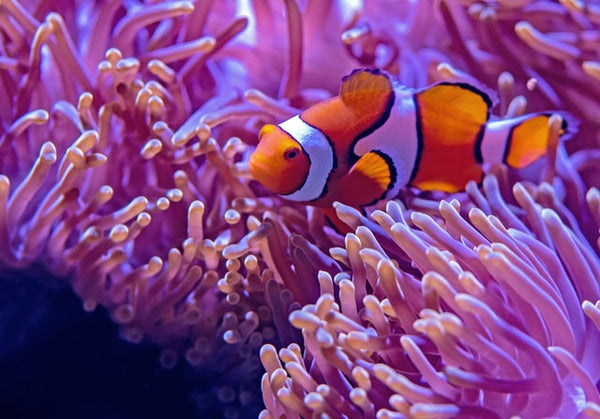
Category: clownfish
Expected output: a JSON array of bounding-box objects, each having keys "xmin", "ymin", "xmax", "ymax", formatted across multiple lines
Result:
[{"xmin": 249, "ymin": 68, "xmax": 569, "ymax": 210}]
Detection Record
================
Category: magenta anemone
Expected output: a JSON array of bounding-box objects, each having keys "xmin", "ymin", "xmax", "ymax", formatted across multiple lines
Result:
[{"xmin": 2, "ymin": 0, "xmax": 600, "ymax": 417}]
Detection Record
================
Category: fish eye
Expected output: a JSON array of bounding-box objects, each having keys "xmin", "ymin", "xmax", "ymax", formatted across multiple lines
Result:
[{"xmin": 283, "ymin": 147, "xmax": 300, "ymax": 161}]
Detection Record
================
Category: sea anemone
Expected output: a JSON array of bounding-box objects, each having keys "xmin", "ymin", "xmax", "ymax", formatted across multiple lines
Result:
[
  {"xmin": 2, "ymin": 0, "xmax": 600, "ymax": 417},
  {"xmin": 255, "ymin": 0, "xmax": 600, "ymax": 416},
  {"xmin": 0, "ymin": 0, "xmax": 314, "ymax": 414},
  {"xmin": 260, "ymin": 169, "xmax": 600, "ymax": 417}
]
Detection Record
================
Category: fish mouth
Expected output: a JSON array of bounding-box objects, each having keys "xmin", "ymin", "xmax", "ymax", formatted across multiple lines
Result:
[
  {"xmin": 249, "ymin": 153, "xmax": 277, "ymax": 192},
  {"xmin": 249, "ymin": 152, "xmax": 294, "ymax": 195},
  {"xmin": 248, "ymin": 154, "xmax": 262, "ymax": 181}
]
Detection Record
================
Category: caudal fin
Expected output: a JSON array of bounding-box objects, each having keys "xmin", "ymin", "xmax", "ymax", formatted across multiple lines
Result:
[{"xmin": 503, "ymin": 113, "xmax": 571, "ymax": 168}]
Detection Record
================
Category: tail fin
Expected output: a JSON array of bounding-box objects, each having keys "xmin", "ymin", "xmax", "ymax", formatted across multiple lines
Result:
[{"xmin": 503, "ymin": 112, "xmax": 573, "ymax": 168}]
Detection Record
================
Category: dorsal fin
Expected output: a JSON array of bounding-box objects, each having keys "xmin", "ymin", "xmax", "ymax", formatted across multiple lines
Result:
[
  {"xmin": 300, "ymin": 69, "xmax": 395, "ymax": 157},
  {"xmin": 339, "ymin": 68, "xmax": 394, "ymax": 110}
]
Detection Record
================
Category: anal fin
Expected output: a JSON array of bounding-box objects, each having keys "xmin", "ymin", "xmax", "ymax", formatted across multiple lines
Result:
[{"xmin": 321, "ymin": 206, "xmax": 353, "ymax": 234}]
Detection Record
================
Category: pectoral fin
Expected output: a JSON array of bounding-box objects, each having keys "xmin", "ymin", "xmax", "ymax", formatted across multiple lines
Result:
[{"xmin": 339, "ymin": 151, "xmax": 395, "ymax": 206}]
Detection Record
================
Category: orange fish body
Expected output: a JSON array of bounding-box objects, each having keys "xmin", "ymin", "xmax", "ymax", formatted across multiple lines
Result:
[{"xmin": 249, "ymin": 68, "xmax": 568, "ymax": 208}]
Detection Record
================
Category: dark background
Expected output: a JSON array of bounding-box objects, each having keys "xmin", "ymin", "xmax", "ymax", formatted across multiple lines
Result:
[{"xmin": 0, "ymin": 268, "xmax": 262, "ymax": 419}]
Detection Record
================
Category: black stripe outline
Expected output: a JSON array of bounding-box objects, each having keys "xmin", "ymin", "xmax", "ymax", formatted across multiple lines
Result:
[
  {"xmin": 502, "ymin": 122, "xmax": 519, "ymax": 165},
  {"xmin": 348, "ymin": 75, "xmax": 396, "ymax": 164},
  {"xmin": 408, "ymin": 94, "xmax": 424, "ymax": 184},
  {"xmin": 473, "ymin": 124, "xmax": 486, "ymax": 164}
]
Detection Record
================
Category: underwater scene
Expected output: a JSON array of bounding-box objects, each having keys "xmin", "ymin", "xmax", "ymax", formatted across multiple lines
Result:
[{"xmin": 2, "ymin": 0, "xmax": 600, "ymax": 418}]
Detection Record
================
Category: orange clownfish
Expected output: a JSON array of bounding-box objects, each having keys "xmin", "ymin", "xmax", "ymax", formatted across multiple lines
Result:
[{"xmin": 249, "ymin": 68, "xmax": 569, "ymax": 209}]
